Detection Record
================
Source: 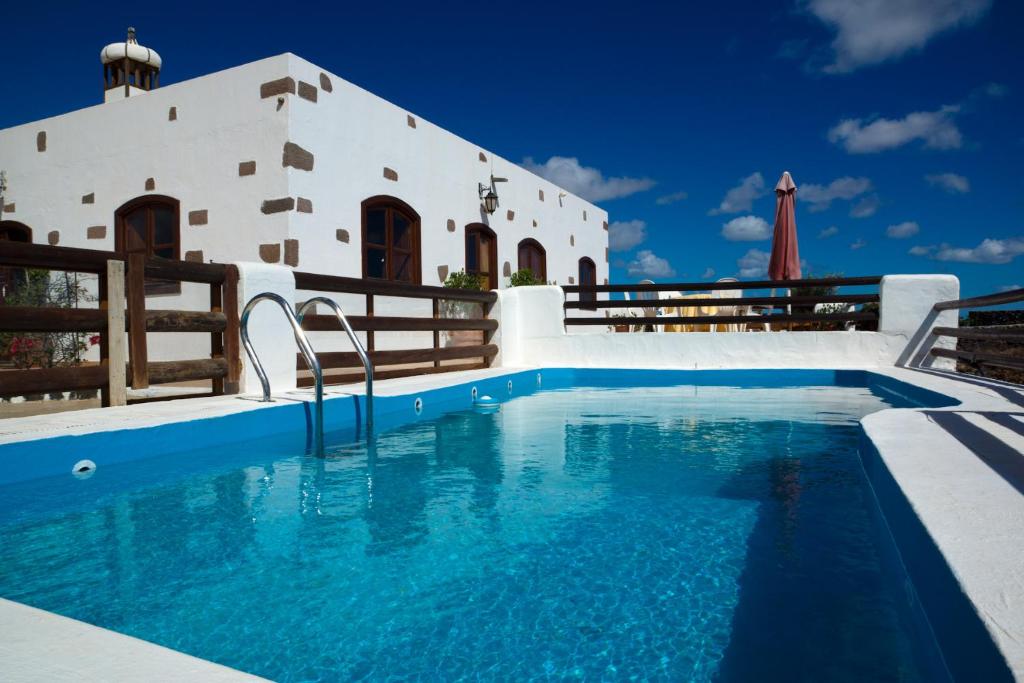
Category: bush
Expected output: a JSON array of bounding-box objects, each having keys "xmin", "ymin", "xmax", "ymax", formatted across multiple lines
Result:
[
  {"xmin": 509, "ymin": 269, "xmax": 542, "ymax": 287},
  {"xmin": 1, "ymin": 269, "xmax": 96, "ymax": 368}
]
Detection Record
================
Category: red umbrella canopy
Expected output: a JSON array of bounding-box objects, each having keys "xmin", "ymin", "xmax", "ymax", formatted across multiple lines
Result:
[{"xmin": 769, "ymin": 171, "xmax": 801, "ymax": 281}]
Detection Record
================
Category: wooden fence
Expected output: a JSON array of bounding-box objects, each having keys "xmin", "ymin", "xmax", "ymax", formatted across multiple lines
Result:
[
  {"xmin": 0, "ymin": 241, "xmax": 240, "ymax": 405},
  {"xmin": 563, "ymin": 276, "xmax": 882, "ymax": 330},
  {"xmin": 294, "ymin": 271, "xmax": 498, "ymax": 388},
  {"xmin": 930, "ymin": 287, "xmax": 1024, "ymax": 380}
]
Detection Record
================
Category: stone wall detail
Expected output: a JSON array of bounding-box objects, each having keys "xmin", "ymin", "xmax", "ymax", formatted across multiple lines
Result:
[
  {"xmin": 238, "ymin": 161, "xmax": 256, "ymax": 176},
  {"xmin": 81, "ymin": 193, "xmax": 94, "ymax": 204},
  {"xmin": 259, "ymin": 243, "xmax": 281, "ymax": 263},
  {"xmin": 86, "ymin": 225, "xmax": 106, "ymax": 240},
  {"xmin": 261, "ymin": 197, "xmax": 295, "ymax": 214},
  {"xmin": 297, "ymin": 81, "xmax": 318, "ymax": 102},
  {"xmin": 36, "ymin": 132, "xmax": 46, "ymax": 152},
  {"xmin": 296, "ymin": 197, "xmax": 313, "ymax": 213},
  {"xmin": 47, "ymin": 230, "xmax": 59, "ymax": 245},
  {"xmin": 284, "ymin": 239, "xmax": 299, "ymax": 266},
  {"xmin": 188, "ymin": 210, "xmax": 208, "ymax": 226},
  {"xmin": 383, "ymin": 167, "xmax": 398, "ymax": 181},
  {"xmin": 145, "ymin": 178, "xmax": 155, "ymax": 191},
  {"xmin": 319, "ymin": 73, "xmax": 333, "ymax": 92},
  {"xmin": 282, "ymin": 142, "xmax": 314, "ymax": 171},
  {"xmin": 185, "ymin": 250, "xmax": 204, "ymax": 263},
  {"xmin": 168, "ymin": 106, "xmax": 177, "ymax": 121},
  {"xmin": 336, "ymin": 229, "xmax": 350, "ymax": 243},
  {"xmin": 260, "ymin": 77, "xmax": 295, "ymax": 99}
]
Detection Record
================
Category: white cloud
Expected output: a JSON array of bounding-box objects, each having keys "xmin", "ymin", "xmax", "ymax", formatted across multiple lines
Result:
[
  {"xmin": 656, "ymin": 191, "xmax": 688, "ymax": 205},
  {"xmin": 721, "ymin": 215, "xmax": 771, "ymax": 241},
  {"xmin": 850, "ymin": 194, "xmax": 880, "ymax": 218},
  {"xmin": 521, "ymin": 156, "xmax": 655, "ymax": 202},
  {"xmin": 737, "ymin": 248, "xmax": 770, "ymax": 278},
  {"xmin": 800, "ymin": 176, "xmax": 873, "ymax": 211},
  {"xmin": 627, "ymin": 250, "xmax": 676, "ymax": 278},
  {"xmin": 818, "ymin": 225, "xmax": 840, "ymax": 238},
  {"xmin": 608, "ymin": 219, "xmax": 648, "ymax": 252},
  {"xmin": 925, "ymin": 172, "xmax": 970, "ymax": 193},
  {"xmin": 850, "ymin": 238, "xmax": 867, "ymax": 250},
  {"xmin": 828, "ymin": 105, "xmax": 962, "ymax": 153},
  {"xmin": 805, "ymin": 0, "xmax": 992, "ymax": 73},
  {"xmin": 886, "ymin": 221, "xmax": 920, "ymax": 238},
  {"xmin": 934, "ymin": 238, "xmax": 1024, "ymax": 264},
  {"xmin": 702, "ymin": 267, "xmax": 716, "ymax": 279},
  {"xmin": 909, "ymin": 238, "xmax": 1024, "ymax": 263},
  {"xmin": 709, "ymin": 172, "xmax": 767, "ymax": 215}
]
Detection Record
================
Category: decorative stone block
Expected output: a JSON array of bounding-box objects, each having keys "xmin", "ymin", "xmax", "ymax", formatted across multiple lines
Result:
[
  {"xmin": 168, "ymin": 106, "xmax": 177, "ymax": 121},
  {"xmin": 36, "ymin": 132, "xmax": 46, "ymax": 152},
  {"xmin": 259, "ymin": 243, "xmax": 281, "ymax": 263},
  {"xmin": 603, "ymin": 278, "xmax": 609, "ymax": 285},
  {"xmin": 478, "ymin": 152, "xmax": 487, "ymax": 162},
  {"xmin": 603, "ymin": 221, "xmax": 609, "ymax": 231},
  {"xmin": 47, "ymin": 230, "xmax": 59, "ymax": 245},
  {"xmin": 284, "ymin": 239, "xmax": 299, "ymax": 266},
  {"xmin": 506, "ymin": 210, "xmax": 515, "ymax": 221},
  {"xmin": 583, "ymin": 210, "xmax": 588, "ymax": 221},
  {"xmin": 296, "ymin": 197, "xmax": 313, "ymax": 213},
  {"xmin": 437, "ymin": 265, "xmax": 449, "ymax": 282},
  {"xmin": 568, "ymin": 276, "xmax": 575, "ymax": 284},
  {"xmin": 319, "ymin": 72, "xmax": 333, "ymax": 92},
  {"xmin": 86, "ymin": 225, "xmax": 106, "ymax": 239},
  {"xmin": 2, "ymin": 203, "xmax": 13, "ymax": 213},
  {"xmin": 538, "ymin": 189, "xmax": 544, "ymax": 201},
  {"xmin": 336, "ymin": 229, "xmax": 350, "ymax": 243},
  {"xmin": 570, "ymin": 234, "xmax": 575, "ymax": 246},
  {"xmin": 185, "ymin": 250, "xmax": 204, "ymax": 263},
  {"xmin": 407, "ymin": 115, "xmax": 416, "ymax": 128},
  {"xmin": 238, "ymin": 161, "xmax": 256, "ymax": 176},
  {"xmin": 297, "ymin": 81, "xmax": 318, "ymax": 102},
  {"xmin": 532, "ymin": 220, "xmax": 537, "ymax": 227},
  {"xmin": 383, "ymin": 167, "xmax": 398, "ymax": 181},
  {"xmin": 261, "ymin": 197, "xmax": 295, "ymax": 214},
  {"xmin": 503, "ymin": 261, "xmax": 512, "ymax": 277},
  {"xmin": 188, "ymin": 210, "xmax": 208, "ymax": 226},
  {"xmin": 605, "ymin": 247, "xmax": 609, "ymax": 262},
  {"xmin": 260, "ymin": 77, "xmax": 296, "ymax": 98},
  {"xmin": 81, "ymin": 193, "xmax": 94, "ymax": 204},
  {"xmin": 145, "ymin": 178, "xmax": 155, "ymax": 191},
  {"xmin": 282, "ymin": 142, "xmax": 314, "ymax": 171},
  {"xmin": 446, "ymin": 219, "xmax": 456, "ymax": 233}
]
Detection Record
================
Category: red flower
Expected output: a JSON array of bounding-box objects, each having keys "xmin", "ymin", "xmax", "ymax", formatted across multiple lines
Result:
[{"xmin": 89, "ymin": 335, "xmax": 101, "ymax": 346}]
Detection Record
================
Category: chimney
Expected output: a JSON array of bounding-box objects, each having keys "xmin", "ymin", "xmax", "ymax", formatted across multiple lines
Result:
[{"xmin": 101, "ymin": 27, "xmax": 162, "ymax": 103}]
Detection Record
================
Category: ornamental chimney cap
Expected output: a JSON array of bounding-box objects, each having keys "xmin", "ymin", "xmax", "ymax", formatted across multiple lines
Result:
[{"xmin": 101, "ymin": 27, "xmax": 161, "ymax": 69}]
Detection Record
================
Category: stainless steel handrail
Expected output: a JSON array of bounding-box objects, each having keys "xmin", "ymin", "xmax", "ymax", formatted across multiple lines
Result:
[
  {"xmin": 296, "ymin": 296, "xmax": 374, "ymax": 432},
  {"xmin": 240, "ymin": 292, "xmax": 324, "ymax": 454}
]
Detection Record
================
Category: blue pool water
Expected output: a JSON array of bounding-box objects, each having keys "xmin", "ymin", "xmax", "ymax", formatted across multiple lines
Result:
[{"xmin": 0, "ymin": 378, "xmax": 947, "ymax": 680}]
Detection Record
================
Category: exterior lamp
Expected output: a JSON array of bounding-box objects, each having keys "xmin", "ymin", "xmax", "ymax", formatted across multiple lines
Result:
[{"xmin": 478, "ymin": 174, "xmax": 507, "ymax": 215}]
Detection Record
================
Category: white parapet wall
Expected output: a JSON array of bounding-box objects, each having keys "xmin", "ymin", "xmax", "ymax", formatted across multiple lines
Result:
[
  {"xmin": 494, "ymin": 276, "xmax": 959, "ymax": 370},
  {"xmin": 235, "ymin": 262, "xmax": 297, "ymax": 394}
]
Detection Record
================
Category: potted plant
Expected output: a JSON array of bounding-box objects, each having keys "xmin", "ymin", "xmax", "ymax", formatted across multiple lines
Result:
[
  {"xmin": 441, "ymin": 270, "xmax": 485, "ymax": 347},
  {"xmin": 508, "ymin": 268, "xmax": 542, "ymax": 287},
  {"xmin": 609, "ymin": 312, "xmax": 635, "ymax": 333}
]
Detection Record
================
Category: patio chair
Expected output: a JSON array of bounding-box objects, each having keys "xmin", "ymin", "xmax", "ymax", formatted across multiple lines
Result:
[
  {"xmin": 628, "ymin": 280, "xmax": 664, "ymax": 332},
  {"xmin": 710, "ymin": 278, "xmax": 752, "ymax": 332}
]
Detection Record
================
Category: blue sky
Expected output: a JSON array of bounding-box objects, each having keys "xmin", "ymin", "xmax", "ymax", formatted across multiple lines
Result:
[{"xmin": 2, "ymin": 0, "xmax": 1022, "ymax": 297}]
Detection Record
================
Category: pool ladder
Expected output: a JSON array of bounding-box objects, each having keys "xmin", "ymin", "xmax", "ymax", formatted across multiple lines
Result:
[{"xmin": 240, "ymin": 293, "xmax": 374, "ymax": 455}]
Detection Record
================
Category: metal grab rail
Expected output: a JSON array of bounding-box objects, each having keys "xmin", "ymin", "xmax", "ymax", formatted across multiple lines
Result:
[
  {"xmin": 240, "ymin": 293, "xmax": 324, "ymax": 454},
  {"xmin": 296, "ymin": 296, "xmax": 374, "ymax": 431}
]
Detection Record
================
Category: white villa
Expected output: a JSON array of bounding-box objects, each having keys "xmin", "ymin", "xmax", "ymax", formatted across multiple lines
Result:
[{"xmin": 0, "ymin": 30, "xmax": 609, "ymax": 360}]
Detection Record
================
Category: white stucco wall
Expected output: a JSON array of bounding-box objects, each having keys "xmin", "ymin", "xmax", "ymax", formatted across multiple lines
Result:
[{"xmin": 0, "ymin": 52, "xmax": 609, "ymax": 365}]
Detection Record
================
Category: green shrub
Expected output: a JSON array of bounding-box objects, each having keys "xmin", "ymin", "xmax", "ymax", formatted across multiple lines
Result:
[{"xmin": 509, "ymin": 269, "xmax": 541, "ymax": 287}]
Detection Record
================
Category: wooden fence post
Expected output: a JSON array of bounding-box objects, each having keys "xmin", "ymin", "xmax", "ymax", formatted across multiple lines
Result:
[
  {"xmin": 222, "ymin": 264, "xmax": 241, "ymax": 394},
  {"xmin": 126, "ymin": 252, "xmax": 149, "ymax": 389},
  {"xmin": 209, "ymin": 280, "xmax": 224, "ymax": 395},
  {"xmin": 105, "ymin": 260, "xmax": 127, "ymax": 406}
]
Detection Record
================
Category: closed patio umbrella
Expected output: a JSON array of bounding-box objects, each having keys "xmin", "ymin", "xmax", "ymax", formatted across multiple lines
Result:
[{"xmin": 769, "ymin": 171, "xmax": 800, "ymax": 281}]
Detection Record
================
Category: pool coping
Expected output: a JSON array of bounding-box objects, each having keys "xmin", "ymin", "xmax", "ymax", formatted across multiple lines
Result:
[{"xmin": 1, "ymin": 365, "xmax": 1022, "ymax": 680}]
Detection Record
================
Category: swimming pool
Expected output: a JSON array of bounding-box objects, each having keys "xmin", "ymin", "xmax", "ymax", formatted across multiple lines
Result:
[{"xmin": 0, "ymin": 371, "xmax": 975, "ymax": 680}]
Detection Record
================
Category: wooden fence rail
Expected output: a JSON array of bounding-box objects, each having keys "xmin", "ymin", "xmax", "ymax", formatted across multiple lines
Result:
[
  {"xmin": 0, "ymin": 241, "xmax": 240, "ymax": 404},
  {"xmin": 929, "ymin": 287, "xmax": 1024, "ymax": 381},
  {"xmin": 564, "ymin": 276, "xmax": 882, "ymax": 330},
  {"xmin": 294, "ymin": 270, "xmax": 498, "ymax": 388}
]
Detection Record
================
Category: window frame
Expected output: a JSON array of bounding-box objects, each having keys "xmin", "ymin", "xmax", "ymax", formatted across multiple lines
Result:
[
  {"xmin": 578, "ymin": 256, "xmax": 597, "ymax": 310},
  {"xmin": 0, "ymin": 221, "xmax": 33, "ymax": 305},
  {"xmin": 361, "ymin": 196, "xmax": 422, "ymax": 285},
  {"xmin": 464, "ymin": 223, "xmax": 498, "ymax": 290},
  {"xmin": 114, "ymin": 195, "xmax": 181, "ymax": 296},
  {"xmin": 517, "ymin": 238, "xmax": 547, "ymax": 282}
]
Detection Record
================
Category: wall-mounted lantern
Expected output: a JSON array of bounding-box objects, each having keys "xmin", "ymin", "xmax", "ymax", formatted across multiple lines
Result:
[{"xmin": 478, "ymin": 174, "xmax": 507, "ymax": 215}]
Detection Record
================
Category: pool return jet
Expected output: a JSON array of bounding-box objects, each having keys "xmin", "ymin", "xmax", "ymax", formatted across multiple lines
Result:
[{"xmin": 240, "ymin": 293, "xmax": 374, "ymax": 455}]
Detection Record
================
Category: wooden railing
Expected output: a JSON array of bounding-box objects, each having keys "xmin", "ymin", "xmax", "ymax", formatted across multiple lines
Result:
[
  {"xmin": 0, "ymin": 241, "xmax": 240, "ymax": 405},
  {"xmin": 563, "ymin": 276, "xmax": 882, "ymax": 329},
  {"xmin": 930, "ymin": 287, "xmax": 1024, "ymax": 380},
  {"xmin": 294, "ymin": 271, "xmax": 498, "ymax": 387}
]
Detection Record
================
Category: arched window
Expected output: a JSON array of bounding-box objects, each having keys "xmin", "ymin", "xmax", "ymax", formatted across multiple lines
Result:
[
  {"xmin": 578, "ymin": 257, "xmax": 597, "ymax": 310},
  {"xmin": 362, "ymin": 196, "xmax": 421, "ymax": 284},
  {"xmin": 517, "ymin": 238, "xmax": 546, "ymax": 282},
  {"xmin": 0, "ymin": 221, "xmax": 32, "ymax": 304},
  {"xmin": 465, "ymin": 223, "xmax": 497, "ymax": 289},
  {"xmin": 115, "ymin": 195, "xmax": 180, "ymax": 295}
]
